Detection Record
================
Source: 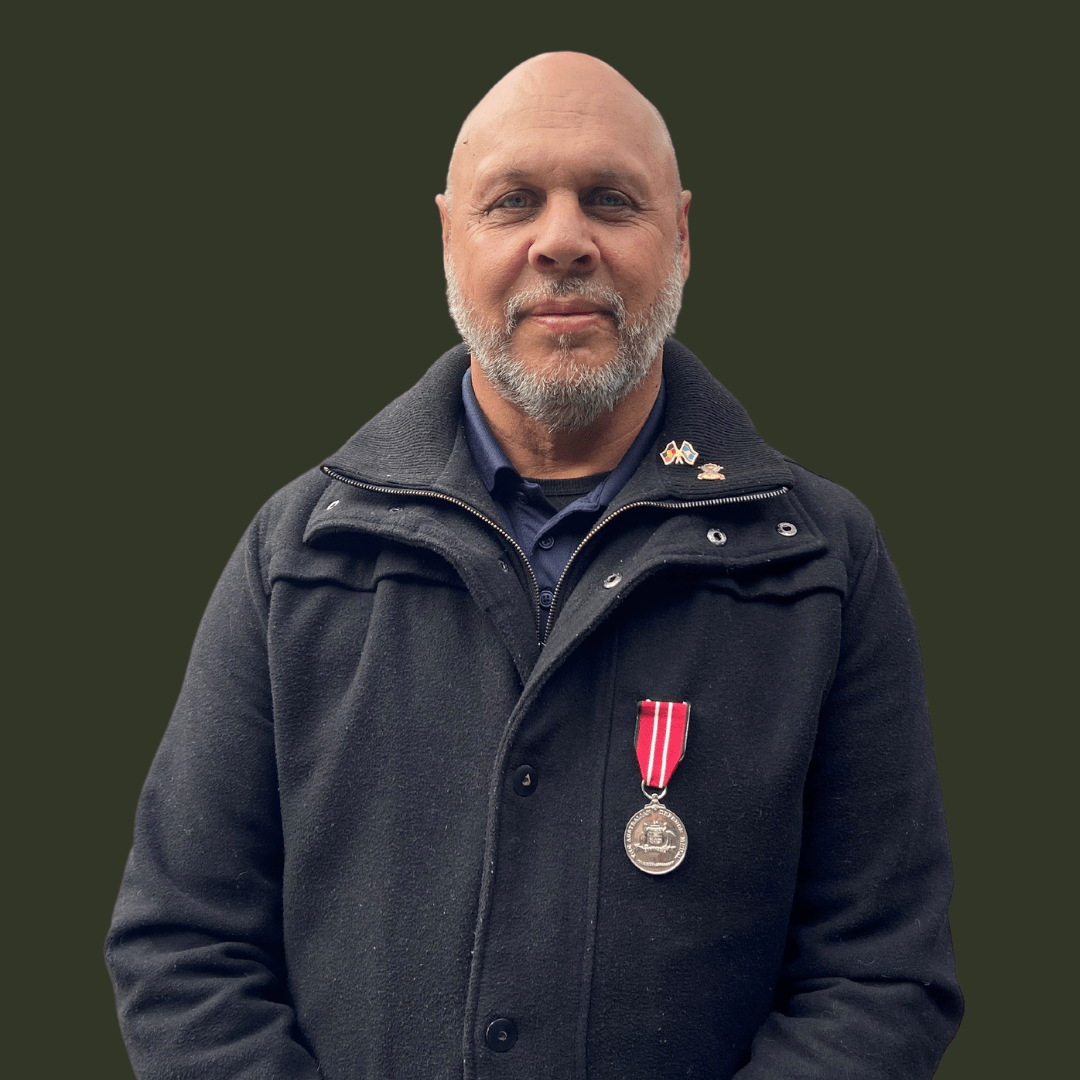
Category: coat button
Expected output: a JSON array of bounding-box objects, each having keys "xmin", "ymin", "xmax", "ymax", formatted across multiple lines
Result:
[
  {"xmin": 539, "ymin": 589, "xmax": 554, "ymax": 608},
  {"xmin": 485, "ymin": 1017, "xmax": 518, "ymax": 1052},
  {"xmin": 777, "ymin": 522, "xmax": 798, "ymax": 536},
  {"xmin": 512, "ymin": 765, "xmax": 538, "ymax": 796},
  {"xmin": 538, "ymin": 535, "xmax": 555, "ymax": 549}
]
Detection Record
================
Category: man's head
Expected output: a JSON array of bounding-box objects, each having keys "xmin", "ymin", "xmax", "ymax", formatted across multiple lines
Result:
[{"xmin": 436, "ymin": 53, "xmax": 691, "ymax": 433}]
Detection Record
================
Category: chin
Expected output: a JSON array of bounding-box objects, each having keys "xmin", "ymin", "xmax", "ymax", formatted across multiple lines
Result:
[{"xmin": 515, "ymin": 329, "xmax": 620, "ymax": 376}]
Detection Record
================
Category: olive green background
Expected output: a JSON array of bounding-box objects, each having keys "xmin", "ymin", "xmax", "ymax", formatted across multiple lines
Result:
[{"xmin": 9, "ymin": 6, "xmax": 1070, "ymax": 1077}]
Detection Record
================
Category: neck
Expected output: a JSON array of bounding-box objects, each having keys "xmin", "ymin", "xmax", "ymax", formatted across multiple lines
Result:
[{"xmin": 469, "ymin": 356, "xmax": 662, "ymax": 479}]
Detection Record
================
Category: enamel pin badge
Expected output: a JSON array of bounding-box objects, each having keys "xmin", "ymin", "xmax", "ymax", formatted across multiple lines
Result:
[
  {"xmin": 660, "ymin": 440, "xmax": 699, "ymax": 466},
  {"xmin": 624, "ymin": 700, "xmax": 690, "ymax": 875},
  {"xmin": 697, "ymin": 463, "xmax": 726, "ymax": 481}
]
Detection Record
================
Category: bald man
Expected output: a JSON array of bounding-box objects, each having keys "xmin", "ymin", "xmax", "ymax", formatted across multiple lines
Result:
[{"xmin": 107, "ymin": 53, "xmax": 962, "ymax": 1079}]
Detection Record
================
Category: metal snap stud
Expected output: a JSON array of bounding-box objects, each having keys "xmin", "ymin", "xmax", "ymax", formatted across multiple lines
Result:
[
  {"xmin": 706, "ymin": 529, "xmax": 727, "ymax": 545},
  {"xmin": 777, "ymin": 522, "xmax": 798, "ymax": 536},
  {"xmin": 485, "ymin": 1018, "xmax": 518, "ymax": 1052},
  {"xmin": 388, "ymin": 507, "xmax": 402, "ymax": 514},
  {"xmin": 327, "ymin": 500, "xmax": 340, "ymax": 510},
  {"xmin": 602, "ymin": 573, "xmax": 622, "ymax": 589}
]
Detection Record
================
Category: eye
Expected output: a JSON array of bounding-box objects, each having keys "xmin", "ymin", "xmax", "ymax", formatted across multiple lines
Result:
[
  {"xmin": 491, "ymin": 190, "xmax": 535, "ymax": 211},
  {"xmin": 586, "ymin": 189, "xmax": 634, "ymax": 212}
]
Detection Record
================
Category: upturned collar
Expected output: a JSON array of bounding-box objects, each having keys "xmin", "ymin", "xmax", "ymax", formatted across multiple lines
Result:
[{"xmin": 322, "ymin": 339, "xmax": 794, "ymax": 504}]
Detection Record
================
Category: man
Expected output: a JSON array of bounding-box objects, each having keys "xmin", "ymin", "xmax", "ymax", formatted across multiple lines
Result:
[{"xmin": 107, "ymin": 52, "xmax": 962, "ymax": 1079}]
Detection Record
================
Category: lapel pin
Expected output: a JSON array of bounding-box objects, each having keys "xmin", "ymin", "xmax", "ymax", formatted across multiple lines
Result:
[
  {"xmin": 660, "ymin": 440, "xmax": 700, "ymax": 466},
  {"xmin": 697, "ymin": 463, "xmax": 726, "ymax": 481}
]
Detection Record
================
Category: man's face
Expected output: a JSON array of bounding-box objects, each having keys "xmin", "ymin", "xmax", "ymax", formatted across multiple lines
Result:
[{"xmin": 438, "ymin": 73, "xmax": 691, "ymax": 432}]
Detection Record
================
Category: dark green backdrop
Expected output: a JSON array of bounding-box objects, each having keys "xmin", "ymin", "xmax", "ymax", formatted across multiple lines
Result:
[{"xmin": 11, "ymin": 6, "xmax": 1069, "ymax": 1077}]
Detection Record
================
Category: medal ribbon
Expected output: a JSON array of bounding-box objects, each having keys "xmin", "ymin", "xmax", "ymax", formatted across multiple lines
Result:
[{"xmin": 635, "ymin": 700, "xmax": 690, "ymax": 789}]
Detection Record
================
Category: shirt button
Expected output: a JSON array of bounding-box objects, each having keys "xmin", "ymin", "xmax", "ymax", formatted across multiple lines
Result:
[
  {"xmin": 538, "ymin": 535, "xmax": 555, "ymax": 549},
  {"xmin": 485, "ymin": 1017, "xmax": 518, "ymax": 1052},
  {"xmin": 539, "ymin": 589, "xmax": 554, "ymax": 608},
  {"xmin": 512, "ymin": 765, "xmax": 538, "ymax": 796},
  {"xmin": 514, "ymin": 491, "xmax": 528, "ymax": 504}
]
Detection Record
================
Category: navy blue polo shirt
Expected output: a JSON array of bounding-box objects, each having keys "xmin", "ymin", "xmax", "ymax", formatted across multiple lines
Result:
[{"xmin": 461, "ymin": 369, "xmax": 666, "ymax": 613}]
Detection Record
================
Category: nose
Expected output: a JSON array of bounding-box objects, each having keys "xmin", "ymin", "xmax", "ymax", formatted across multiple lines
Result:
[{"xmin": 528, "ymin": 194, "xmax": 599, "ymax": 274}]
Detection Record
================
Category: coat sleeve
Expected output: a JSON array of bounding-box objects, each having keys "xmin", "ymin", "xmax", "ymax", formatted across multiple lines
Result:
[
  {"xmin": 105, "ymin": 508, "xmax": 322, "ymax": 1079},
  {"xmin": 734, "ymin": 525, "xmax": 963, "ymax": 1079}
]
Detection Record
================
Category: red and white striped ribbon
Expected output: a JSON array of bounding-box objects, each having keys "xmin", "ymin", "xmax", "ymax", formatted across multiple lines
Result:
[{"xmin": 634, "ymin": 700, "xmax": 690, "ymax": 789}]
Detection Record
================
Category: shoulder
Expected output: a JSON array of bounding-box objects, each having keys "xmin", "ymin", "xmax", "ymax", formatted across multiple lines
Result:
[
  {"xmin": 782, "ymin": 457, "xmax": 883, "ymax": 575},
  {"xmin": 226, "ymin": 467, "xmax": 337, "ymax": 594},
  {"xmin": 254, "ymin": 466, "xmax": 334, "ymax": 543}
]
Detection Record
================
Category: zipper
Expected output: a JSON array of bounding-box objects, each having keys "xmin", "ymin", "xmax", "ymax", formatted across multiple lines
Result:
[
  {"xmin": 543, "ymin": 486, "xmax": 790, "ymax": 641},
  {"xmin": 321, "ymin": 465, "xmax": 544, "ymax": 643},
  {"xmin": 322, "ymin": 465, "xmax": 788, "ymax": 646}
]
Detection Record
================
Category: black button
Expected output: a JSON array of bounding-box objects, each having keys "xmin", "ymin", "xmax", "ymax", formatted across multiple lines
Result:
[
  {"xmin": 539, "ymin": 589, "xmax": 553, "ymax": 608},
  {"xmin": 513, "ymin": 765, "xmax": 538, "ymax": 796},
  {"xmin": 538, "ymin": 535, "xmax": 555, "ymax": 549},
  {"xmin": 485, "ymin": 1017, "xmax": 518, "ymax": 1052}
]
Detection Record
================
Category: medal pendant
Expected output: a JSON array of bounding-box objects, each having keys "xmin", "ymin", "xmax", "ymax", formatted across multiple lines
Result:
[
  {"xmin": 627, "ymin": 701, "xmax": 691, "ymax": 874},
  {"xmin": 624, "ymin": 794, "xmax": 688, "ymax": 875}
]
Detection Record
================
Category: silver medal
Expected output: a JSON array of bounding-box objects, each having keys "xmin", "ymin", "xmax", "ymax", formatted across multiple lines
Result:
[{"xmin": 624, "ymin": 789, "xmax": 688, "ymax": 875}]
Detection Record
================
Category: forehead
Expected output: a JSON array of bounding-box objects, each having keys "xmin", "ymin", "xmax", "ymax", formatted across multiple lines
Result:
[{"xmin": 453, "ymin": 84, "xmax": 671, "ymax": 195}]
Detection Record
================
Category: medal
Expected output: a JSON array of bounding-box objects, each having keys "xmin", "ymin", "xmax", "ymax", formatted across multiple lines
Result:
[{"xmin": 624, "ymin": 700, "xmax": 690, "ymax": 875}]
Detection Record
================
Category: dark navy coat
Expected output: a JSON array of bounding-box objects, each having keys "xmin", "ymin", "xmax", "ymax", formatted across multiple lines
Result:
[{"xmin": 107, "ymin": 341, "xmax": 962, "ymax": 1078}]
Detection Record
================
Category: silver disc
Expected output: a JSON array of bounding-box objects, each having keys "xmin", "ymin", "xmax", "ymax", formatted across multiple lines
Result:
[{"xmin": 624, "ymin": 803, "xmax": 688, "ymax": 875}]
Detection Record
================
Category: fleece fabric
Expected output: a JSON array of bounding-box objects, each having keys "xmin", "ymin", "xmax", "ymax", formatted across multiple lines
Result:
[{"xmin": 106, "ymin": 340, "xmax": 962, "ymax": 1079}]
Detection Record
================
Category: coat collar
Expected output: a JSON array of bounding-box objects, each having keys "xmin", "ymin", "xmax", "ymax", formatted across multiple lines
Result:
[{"xmin": 322, "ymin": 339, "xmax": 795, "ymax": 503}]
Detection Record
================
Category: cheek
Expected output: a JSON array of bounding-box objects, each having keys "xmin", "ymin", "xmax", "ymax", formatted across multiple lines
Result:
[
  {"xmin": 612, "ymin": 255, "xmax": 670, "ymax": 310},
  {"xmin": 454, "ymin": 232, "xmax": 530, "ymax": 301}
]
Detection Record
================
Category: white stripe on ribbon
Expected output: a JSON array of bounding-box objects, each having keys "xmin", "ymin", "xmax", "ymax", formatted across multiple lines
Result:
[{"xmin": 659, "ymin": 700, "xmax": 674, "ymax": 788}]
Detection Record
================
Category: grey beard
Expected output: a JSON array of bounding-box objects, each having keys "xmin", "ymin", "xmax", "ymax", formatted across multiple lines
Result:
[{"xmin": 445, "ymin": 252, "xmax": 684, "ymax": 433}]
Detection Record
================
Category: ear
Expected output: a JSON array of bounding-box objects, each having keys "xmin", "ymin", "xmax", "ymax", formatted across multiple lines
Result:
[
  {"xmin": 435, "ymin": 193, "xmax": 451, "ymax": 249},
  {"xmin": 678, "ymin": 190, "xmax": 691, "ymax": 282}
]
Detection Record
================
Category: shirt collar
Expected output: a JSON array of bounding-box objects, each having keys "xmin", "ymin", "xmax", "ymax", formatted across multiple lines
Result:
[
  {"xmin": 461, "ymin": 368, "xmax": 668, "ymax": 511},
  {"xmin": 461, "ymin": 369, "xmax": 519, "ymax": 495}
]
